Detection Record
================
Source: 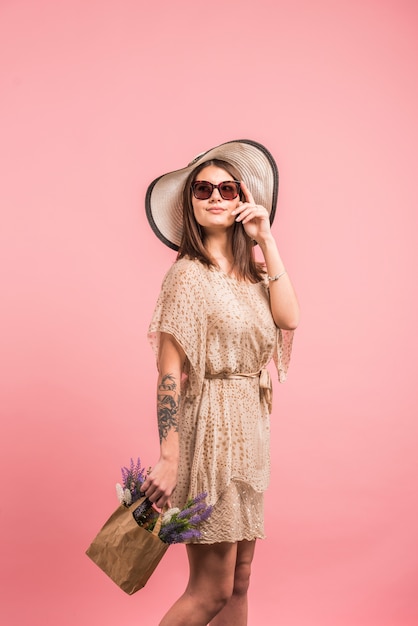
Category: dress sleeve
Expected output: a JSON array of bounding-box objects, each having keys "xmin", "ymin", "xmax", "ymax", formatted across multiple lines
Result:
[
  {"xmin": 273, "ymin": 327, "xmax": 294, "ymax": 383},
  {"xmin": 148, "ymin": 259, "xmax": 206, "ymax": 397},
  {"xmin": 263, "ymin": 278, "xmax": 295, "ymax": 383}
]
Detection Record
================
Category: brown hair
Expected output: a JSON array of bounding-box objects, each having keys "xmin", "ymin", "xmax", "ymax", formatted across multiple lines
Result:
[{"xmin": 177, "ymin": 159, "xmax": 265, "ymax": 282}]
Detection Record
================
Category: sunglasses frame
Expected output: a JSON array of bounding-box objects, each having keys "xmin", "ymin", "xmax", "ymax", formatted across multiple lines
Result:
[{"xmin": 191, "ymin": 180, "xmax": 241, "ymax": 201}]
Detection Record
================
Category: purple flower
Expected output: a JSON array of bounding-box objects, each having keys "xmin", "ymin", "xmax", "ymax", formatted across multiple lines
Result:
[
  {"xmin": 120, "ymin": 457, "xmax": 147, "ymax": 504},
  {"xmin": 118, "ymin": 459, "xmax": 212, "ymax": 544},
  {"xmin": 168, "ymin": 528, "xmax": 201, "ymax": 544}
]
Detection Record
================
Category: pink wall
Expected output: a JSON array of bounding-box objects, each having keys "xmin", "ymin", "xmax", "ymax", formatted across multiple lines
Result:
[{"xmin": 1, "ymin": 0, "xmax": 417, "ymax": 624}]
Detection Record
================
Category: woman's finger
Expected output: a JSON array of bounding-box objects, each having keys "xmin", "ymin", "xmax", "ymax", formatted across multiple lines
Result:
[
  {"xmin": 240, "ymin": 180, "xmax": 255, "ymax": 204},
  {"xmin": 235, "ymin": 204, "xmax": 268, "ymax": 223}
]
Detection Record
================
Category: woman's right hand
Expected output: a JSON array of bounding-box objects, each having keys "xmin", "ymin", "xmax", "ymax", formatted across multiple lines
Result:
[{"xmin": 141, "ymin": 456, "xmax": 178, "ymax": 509}]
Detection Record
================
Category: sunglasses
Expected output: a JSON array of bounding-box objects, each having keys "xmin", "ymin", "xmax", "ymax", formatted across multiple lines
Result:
[{"xmin": 191, "ymin": 180, "xmax": 241, "ymax": 201}]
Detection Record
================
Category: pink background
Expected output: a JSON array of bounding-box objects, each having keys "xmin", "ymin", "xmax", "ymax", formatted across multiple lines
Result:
[{"xmin": 1, "ymin": 1, "xmax": 417, "ymax": 624}]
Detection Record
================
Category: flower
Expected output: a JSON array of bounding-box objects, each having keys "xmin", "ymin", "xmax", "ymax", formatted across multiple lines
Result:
[
  {"xmin": 116, "ymin": 483, "xmax": 124, "ymax": 503},
  {"xmin": 120, "ymin": 457, "xmax": 147, "ymax": 504},
  {"xmin": 123, "ymin": 488, "xmax": 132, "ymax": 505},
  {"xmin": 157, "ymin": 493, "xmax": 213, "ymax": 544},
  {"xmin": 162, "ymin": 507, "xmax": 181, "ymax": 524},
  {"xmin": 117, "ymin": 458, "xmax": 212, "ymax": 544},
  {"xmin": 116, "ymin": 483, "xmax": 133, "ymax": 506}
]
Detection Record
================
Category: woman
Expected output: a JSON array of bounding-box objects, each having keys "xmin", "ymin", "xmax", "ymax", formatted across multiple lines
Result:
[{"xmin": 142, "ymin": 140, "xmax": 299, "ymax": 625}]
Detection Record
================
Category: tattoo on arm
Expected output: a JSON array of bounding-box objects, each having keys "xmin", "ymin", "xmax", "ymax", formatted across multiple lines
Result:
[{"xmin": 157, "ymin": 373, "xmax": 180, "ymax": 443}]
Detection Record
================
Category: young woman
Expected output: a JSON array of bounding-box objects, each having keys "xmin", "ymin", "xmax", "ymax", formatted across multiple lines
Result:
[{"xmin": 143, "ymin": 140, "xmax": 299, "ymax": 625}]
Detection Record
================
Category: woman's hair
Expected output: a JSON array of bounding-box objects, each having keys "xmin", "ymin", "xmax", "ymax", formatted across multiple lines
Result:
[{"xmin": 177, "ymin": 159, "xmax": 265, "ymax": 282}]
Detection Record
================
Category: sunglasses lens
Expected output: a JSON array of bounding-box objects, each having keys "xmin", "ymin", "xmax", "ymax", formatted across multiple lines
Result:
[
  {"xmin": 219, "ymin": 182, "xmax": 239, "ymax": 200},
  {"xmin": 193, "ymin": 182, "xmax": 213, "ymax": 199}
]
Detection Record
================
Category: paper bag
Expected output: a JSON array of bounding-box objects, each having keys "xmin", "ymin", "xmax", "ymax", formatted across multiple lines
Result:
[{"xmin": 86, "ymin": 497, "xmax": 169, "ymax": 595}]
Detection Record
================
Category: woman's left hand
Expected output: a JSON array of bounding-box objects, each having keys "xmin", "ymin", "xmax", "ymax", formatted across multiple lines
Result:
[{"xmin": 232, "ymin": 181, "xmax": 272, "ymax": 244}]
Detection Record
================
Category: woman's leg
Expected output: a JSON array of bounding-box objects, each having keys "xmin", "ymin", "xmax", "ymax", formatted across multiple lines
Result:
[
  {"xmin": 159, "ymin": 542, "xmax": 238, "ymax": 626},
  {"xmin": 209, "ymin": 539, "xmax": 256, "ymax": 626}
]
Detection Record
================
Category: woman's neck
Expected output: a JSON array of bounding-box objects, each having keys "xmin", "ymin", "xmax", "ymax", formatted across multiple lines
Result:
[{"xmin": 204, "ymin": 233, "xmax": 235, "ymax": 275}]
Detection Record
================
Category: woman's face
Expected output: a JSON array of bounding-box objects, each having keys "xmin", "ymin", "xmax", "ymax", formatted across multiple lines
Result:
[{"xmin": 191, "ymin": 165, "xmax": 241, "ymax": 234}]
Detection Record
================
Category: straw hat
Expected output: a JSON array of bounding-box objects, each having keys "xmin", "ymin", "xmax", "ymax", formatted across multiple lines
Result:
[{"xmin": 145, "ymin": 139, "xmax": 279, "ymax": 250}]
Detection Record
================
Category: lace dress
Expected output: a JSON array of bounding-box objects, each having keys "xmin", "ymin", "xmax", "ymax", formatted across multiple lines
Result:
[{"xmin": 148, "ymin": 258, "xmax": 293, "ymax": 543}]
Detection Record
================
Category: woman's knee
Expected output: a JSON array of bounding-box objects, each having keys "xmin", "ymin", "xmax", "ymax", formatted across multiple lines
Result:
[
  {"xmin": 208, "ymin": 584, "xmax": 233, "ymax": 613},
  {"xmin": 186, "ymin": 542, "xmax": 236, "ymax": 609},
  {"xmin": 187, "ymin": 579, "xmax": 233, "ymax": 616}
]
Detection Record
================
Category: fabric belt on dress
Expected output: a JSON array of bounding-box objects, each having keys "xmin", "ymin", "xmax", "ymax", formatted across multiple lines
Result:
[{"xmin": 204, "ymin": 368, "xmax": 272, "ymax": 414}]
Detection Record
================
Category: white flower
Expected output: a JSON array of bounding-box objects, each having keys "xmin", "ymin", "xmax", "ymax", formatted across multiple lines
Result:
[
  {"xmin": 116, "ymin": 483, "xmax": 133, "ymax": 505},
  {"xmin": 162, "ymin": 507, "xmax": 181, "ymax": 524},
  {"xmin": 123, "ymin": 488, "xmax": 132, "ymax": 505},
  {"xmin": 116, "ymin": 483, "xmax": 124, "ymax": 503}
]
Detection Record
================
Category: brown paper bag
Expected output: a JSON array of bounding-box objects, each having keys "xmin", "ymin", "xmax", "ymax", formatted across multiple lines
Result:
[{"xmin": 86, "ymin": 497, "xmax": 169, "ymax": 595}]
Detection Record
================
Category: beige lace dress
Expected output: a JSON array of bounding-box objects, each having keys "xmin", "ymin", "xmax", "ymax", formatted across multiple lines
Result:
[{"xmin": 148, "ymin": 258, "xmax": 293, "ymax": 543}]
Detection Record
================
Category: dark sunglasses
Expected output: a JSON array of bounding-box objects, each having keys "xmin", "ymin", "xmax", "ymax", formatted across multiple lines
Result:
[{"xmin": 191, "ymin": 180, "xmax": 241, "ymax": 201}]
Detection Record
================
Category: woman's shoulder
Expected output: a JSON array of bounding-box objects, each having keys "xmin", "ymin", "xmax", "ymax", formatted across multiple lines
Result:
[
  {"xmin": 174, "ymin": 256, "xmax": 201, "ymax": 270},
  {"xmin": 163, "ymin": 257, "xmax": 204, "ymax": 284}
]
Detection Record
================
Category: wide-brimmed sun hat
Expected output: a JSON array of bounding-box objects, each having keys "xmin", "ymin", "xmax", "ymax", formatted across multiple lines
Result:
[{"xmin": 145, "ymin": 139, "xmax": 279, "ymax": 250}]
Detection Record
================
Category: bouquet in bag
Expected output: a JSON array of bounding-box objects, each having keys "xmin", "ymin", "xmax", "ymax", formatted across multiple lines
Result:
[
  {"xmin": 116, "ymin": 457, "xmax": 213, "ymax": 543},
  {"xmin": 86, "ymin": 457, "xmax": 213, "ymax": 595}
]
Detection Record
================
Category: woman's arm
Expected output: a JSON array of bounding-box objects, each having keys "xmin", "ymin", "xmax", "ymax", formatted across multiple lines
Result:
[
  {"xmin": 258, "ymin": 235, "xmax": 300, "ymax": 330},
  {"xmin": 141, "ymin": 332, "xmax": 185, "ymax": 508},
  {"xmin": 233, "ymin": 181, "xmax": 300, "ymax": 330}
]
